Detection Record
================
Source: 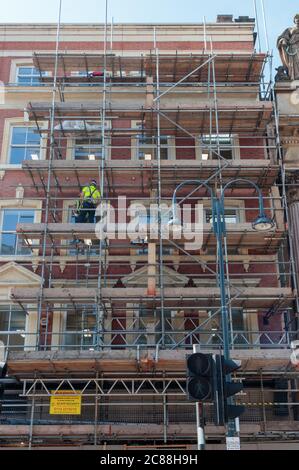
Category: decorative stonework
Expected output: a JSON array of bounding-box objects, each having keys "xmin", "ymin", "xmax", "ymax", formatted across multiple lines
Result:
[{"xmin": 277, "ymin": 14, "xmax": 299, "ymax": 80}]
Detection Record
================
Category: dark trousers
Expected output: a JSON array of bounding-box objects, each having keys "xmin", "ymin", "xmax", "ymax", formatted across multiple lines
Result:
[{"xmin": 76, "ymin": 200, "xmax": 96, "ymax": 223}]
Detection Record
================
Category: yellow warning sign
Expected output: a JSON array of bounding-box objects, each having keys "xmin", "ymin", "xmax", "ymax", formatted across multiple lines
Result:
[{"xmin": 50, "ymin": 391, "xmax": 82, "ymax": 415}]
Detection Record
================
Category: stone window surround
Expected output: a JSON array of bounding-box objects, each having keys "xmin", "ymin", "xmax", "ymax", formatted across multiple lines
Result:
[
  {"xmin": 65, "ymin": 125, "xmax": 112, "ymax": 161},
  {"xmin": 195, "ymin": 134, "xmax": 241, "ymax": 161},
  {"xmin": 0, "ymin": 117, "xmax": 48, "ymax": 166},
  {"xmin": 0, "ymin": 198, "xmax": 42, "ymax": 263},
  {"xmin": 131, "ymin": 120, "xmax": 176, "ymax": 161},
  {"xmin": 9, "ymin": 58, "xmax": 51, "ymax": 84}
]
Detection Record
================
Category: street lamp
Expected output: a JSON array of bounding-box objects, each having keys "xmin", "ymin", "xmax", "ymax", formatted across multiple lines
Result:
[
  {"xmin": 252, "ymin": 215, "xmax": 275, "ymax": 232},
  {"xmin": 170, "ymin": 178, "xmax": 275, "ymax": 439}
]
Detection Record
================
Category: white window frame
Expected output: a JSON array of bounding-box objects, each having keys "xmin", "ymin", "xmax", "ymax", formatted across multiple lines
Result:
[
  {"xmin": 0, "ymin": 304, "xmax": 27, "ymax": 351},
  {"xmin": 0, "ymin": 209, "xmax": 36, "ymax": 257},
  {"xmin": 73, "ymin": 137, "xmax": 104, "ymax": 161},
  {"xmin": 202, "ymin": 199, "xmax": 245, "ymax": 225},
  {"xmin": 130, "ymin": 199, "xmax": 173, "ymax": 227},
  {"xmin": 65, "ymin": 121, "xmax": 111, "ymax": 160},
  {"xmin": 16, "ymin": 66, "xmax": 45, "ymax": 86},
  {"xmin": 131, "ymin": 121, "xmax": 175, "ymax": 161},
  {"xmin": 195, "ymin": 134, "xmax": 240, "ymax": 161},
  {"xmin": 0, "ymin": 199, "xmax": 42, "ymax": 262},
  {"xmin": 62, "ymin": 304, "xmax": 99, "ymax": 351},
  {"xmin": 9, "ymin": 127, "xmax": 41, "ymax": 165},
  {"xmin": 10, "ymin": 59, "xmax": 51, "ymax": 85},
  {"xmin": 0, "ymin": 118, "xmax": 48, "ymax": 166}
]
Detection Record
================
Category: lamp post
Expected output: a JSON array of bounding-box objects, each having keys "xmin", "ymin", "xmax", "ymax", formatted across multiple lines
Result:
[{"xmin": 170, "ymin": 178, "xmax": 274, "ymax": 439}]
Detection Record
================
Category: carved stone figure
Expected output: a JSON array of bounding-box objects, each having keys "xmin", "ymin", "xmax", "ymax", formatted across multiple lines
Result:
[
  {"xmin": 275, "ymin": 66, "xmax": 290, "ymax": 82},
  {"xmin": 277, "ymin": 14, "xmax": 299, "ymax": 80}
]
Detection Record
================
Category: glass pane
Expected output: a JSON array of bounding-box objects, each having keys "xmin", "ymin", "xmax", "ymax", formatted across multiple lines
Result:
[
  {"xmin": 220, "ymin": 149, "xmax": 233, "ymax": 159},
  {"xmin": 11, "ymin": 127, "xmax": 27, "ymax": 145},
  {"xmin": 232, "ymin": 308, "xmax": 244, "ymax": 330},
  {"xmin": 6, "ymin": 333, "xmax": 24, "ymax": 349},
  {"xmin": 202, "ymin": 134, "xmax": 232, "ymax": 145},
  {"xmin": 26, "ymin": 129, "xmax": 40, "ymax": 144},
  {"xmin": 10, "ymin": 147, "xmax": 26, "ymax": 164},
  {"xmin": 160, "ymin": 147, "xmax": 168, "ymax": 160},
  {"xmin": 1, "ymin": 211, "xmax": 34, "ymax": 255},
  {"xmin": 18, "ymin": 67, "xmax": 34, "ymax": 75},
  {"xmin": 19, "ymin": 212, "xmax": 34, "ymax": 224},
  {"xmin": 0, "ymin": 309, "xmax": 9, "ymax": 330},
  {"xmin": 74, "ymin": 138, "xmax": 102, "ymax": 160},
  {"xmin": 206, "ymin": 209, "xmax": 238, "ymax": 224},
  {"xmin": 25, "ymin": 147, "xmax": 40, "ymax": 160},
  {"xmin": 2, "ymin": 211, "xmax": 19, "ymax": 231},
  {"xmin": 0, "ymin": 233, "xmax": 16, "ymax": 255},
  {"xmin": 17, "ymin": 76, "xmax": 32, "ymax": 85},
  {"xmin": 31, "ymin": 77, "xmax": 41, "ymax": 85},
  {"xmin": 9, "ymin": 310, "xmax": 26, "ymax": 331},
  {"xmin": 16, "ymin": 236, "xmax": 32, "ymax": 255}
]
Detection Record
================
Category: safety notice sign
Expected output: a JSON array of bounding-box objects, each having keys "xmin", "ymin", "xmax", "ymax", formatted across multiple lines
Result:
[
  {"xmin": 226, "ymin": 437, "xmax": 241, "ymax": 451},
  {"xmin": 50, "ymin": 391, "xmax": 82, "ymax": 415}
]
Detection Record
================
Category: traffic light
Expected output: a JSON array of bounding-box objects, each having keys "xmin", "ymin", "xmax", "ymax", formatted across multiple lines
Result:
[
  {"xmin": 186, "ymin": 353, "xmax": 215, "ymax": 401},
  {"xmin": 186, "ymin": 353, "xmax": 245, "ymax": 426},
  {"xmin": 0, "ymin": 362, "xmax": 7, "ymax": 414},
  {"xmin": 214, "ymin": 355, "xmax": 245, "ymax": 426}
]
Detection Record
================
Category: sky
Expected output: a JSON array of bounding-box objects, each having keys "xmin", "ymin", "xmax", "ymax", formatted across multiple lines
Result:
[{"xmin": 0, "ymin": 0, "xmax": 297, "ymax": 67}]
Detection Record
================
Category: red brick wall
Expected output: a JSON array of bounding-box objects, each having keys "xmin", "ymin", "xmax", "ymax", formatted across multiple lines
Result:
[
  {"xmin": 0, "ymin": 41, "xmax": 254, "ymax": 52},
  {"xmin": 239, "ymin": 137, "xmax": 265, "ymax": 160}
]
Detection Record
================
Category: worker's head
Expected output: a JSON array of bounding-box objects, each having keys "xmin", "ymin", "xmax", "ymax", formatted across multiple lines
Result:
[
  {"xmin": 294, "ymin": 14, "xmax": 299, "ymax": 25},
  {"xmin": 90, "ymin": 180, "xmax": 97, "ymax": 187}
]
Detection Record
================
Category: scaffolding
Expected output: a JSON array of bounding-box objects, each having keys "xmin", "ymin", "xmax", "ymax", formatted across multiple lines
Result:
[{"xmin": 0, "ymin": 5, "xmax": 298, "ymax": 449}]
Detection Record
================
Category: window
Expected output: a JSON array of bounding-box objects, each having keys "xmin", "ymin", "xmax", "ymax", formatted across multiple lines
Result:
[
  {"xmin": 207, "ymin": 308, "xmax": 245, "ymax": 345},
  {"xmin": 200, "ymin": 134, "xmax": 234, "ymax": 160},
  {"xmin": 205, "ymin": 208, "xmax": 240, "ymax": 224},
  {"xmin": 135, "ymin": 308, "xmax": 173, "ymax": 346},
  {"xmin": 63, "ymin": 306, "xmax": 100, "ymax": 350},
  {"xmin": 137, "ymin": 206, "xmax": 172, "ymax": 226},
  {"xmin": 16, "ymin": 67, "xmax": 46, "ymax": 86},
  {"xmin": 0, "ymin": 210, "xmax": 34, "ymax": 255},
  {"xmin": 137, "ymin": 135, "xmax": 169, "ymax": 160},
  {"xmin": 0, "ymin": 305, "xmax": 26, "ymax": 350},
  {"xmin": 9, "ymin": 127, "xmax": 41, "ymax": 164},
  {"xmin": 130, "ymin": 205, "xmax": 172, "ymax": 245},
  {"xmin": 74, "ymin": 138, "xmax": 103, "ymax": 160}
]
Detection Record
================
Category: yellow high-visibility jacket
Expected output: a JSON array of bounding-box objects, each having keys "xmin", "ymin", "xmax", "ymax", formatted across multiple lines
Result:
[{"xmin": 81, "ymin": 184, "xmax": 101, "ymax": 202}]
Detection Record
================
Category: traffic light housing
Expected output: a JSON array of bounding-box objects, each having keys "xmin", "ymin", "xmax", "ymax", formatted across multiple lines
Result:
[
  {"xmin": 186, "ymin": 353, "xmax": 215, "ymax": 401},
  {"xmin": 186, "ymin": 353, "xmax": 245, "ymax": 426},
  {"xmin": 214, "ymin": 355, "xmax": 245, "ymax": 426}
]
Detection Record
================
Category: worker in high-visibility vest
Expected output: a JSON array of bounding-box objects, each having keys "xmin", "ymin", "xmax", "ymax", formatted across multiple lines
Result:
[{"xmin": 75, "ymin": 180, "xmax": 101, "ymax": 224}]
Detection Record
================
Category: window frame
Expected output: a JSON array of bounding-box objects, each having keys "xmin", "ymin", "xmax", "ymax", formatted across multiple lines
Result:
[
  {"xmin": 0, "ymin": 304, "xmax": 26, "ymax": 351},
  {"xmin": 131, "ymin": 121, "xmax": 175, "ymax": 161},
  {"xmin": 9, "ymin": 126, "xmax": 42, "ymax": 165},
  {"xmin": 0, "ymin": 209, "xmax": 35, "ymax": 257},
  {"xmin": 132, "ymin": 306, "xmax": 174, "ymax": 346},
  {"xmin": 202, "ymin": 199, "xmax": 245, "ymax": 225},
  {"xmin": 73, "ymin": 137, "xmax": 104, "ymax": 161},
  {"xmin": 0, "ymin": 199, "xmax": 42, "ymax": 262},
  {"xmin": 130, "ymin": 199, "xmax": 173, "ymax": 229},
  {"xmin": 0, "ymin": 118, "xmax": 48, "ymax": 166},
  {"xmin": 65, "ymin": 122, "xmax": 111, "ymax": 161},
  {"xmin": 62, "ymin": 305, "xmax": 100, "ymax": 350},
  {"xmin": 16, "ymin": 66, "xmax": 46, "ymax": 86},
  {"xmin": 195, "ymin": 134, "xmax": 240, "ymax": 161},
  {"xmin": 204, "ymin": 207, "xmax": 241, "ymax": 225}
]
